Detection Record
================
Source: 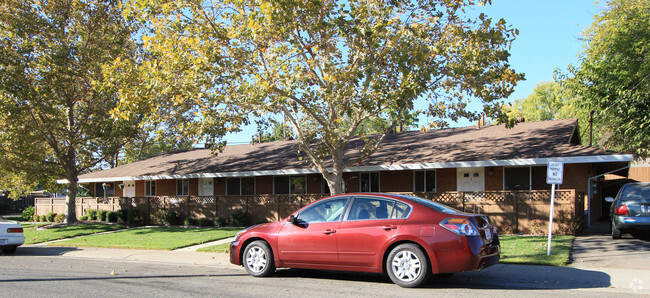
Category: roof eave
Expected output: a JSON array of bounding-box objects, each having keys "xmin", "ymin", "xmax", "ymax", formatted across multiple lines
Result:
[{"xmin": 58, "ymin": 154, "xmax": 633, "ymax": 184}]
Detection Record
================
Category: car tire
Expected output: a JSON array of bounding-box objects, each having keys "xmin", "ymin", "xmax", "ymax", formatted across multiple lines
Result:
[
  {"xmin": 611, "ymin": 219, "xmax": 622, "ymax": 239},
  {"xmin": 243, "ymin": 240, "xmax": 276, "ymax": 277},
  {"xmin": 2, "ymin": 246, "xmax": 17, "ymax": 254},
  {"xmin": 386, "ymin": 243, "xmax": 431, "ymax": 288}
]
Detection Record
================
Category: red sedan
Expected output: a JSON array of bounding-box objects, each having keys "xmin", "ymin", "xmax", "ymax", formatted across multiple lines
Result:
[{"xmin": 230, "ymin": 193, "xmax": 500, "ymax": 287}]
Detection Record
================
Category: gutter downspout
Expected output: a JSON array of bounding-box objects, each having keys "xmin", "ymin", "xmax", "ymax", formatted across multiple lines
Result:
[{"xmin": 587, "ymin": 164, "xmax": 631, "ymax": 228}]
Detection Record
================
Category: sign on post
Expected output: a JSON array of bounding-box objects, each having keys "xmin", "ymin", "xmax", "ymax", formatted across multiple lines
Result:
[
  {"xmin": 547, "ymin": 161, "xmax": 564, "ymax": 185},
  {"xmin": 546, "ymin": 161, "xmax": 563, "ymax": 256}
]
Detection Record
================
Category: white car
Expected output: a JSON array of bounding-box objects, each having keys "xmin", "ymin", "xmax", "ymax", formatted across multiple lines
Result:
[{"xmin": 0, "ymin": 216, "xmax": 25, "ymax": 254}]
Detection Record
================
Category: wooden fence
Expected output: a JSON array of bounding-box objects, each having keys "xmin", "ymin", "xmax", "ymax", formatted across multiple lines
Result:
[{"xmin": 35, "ymin": 190, "xmax": 585, "ymax": 234}]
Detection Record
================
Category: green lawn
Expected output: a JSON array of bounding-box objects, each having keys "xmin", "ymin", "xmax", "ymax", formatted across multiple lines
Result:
[
  {"xmin": 197, "ymin": 242, "xmax": 231, "ymax": 253},
  {"xmin": 52, "ymin": 227, "xmax": 240, "ymax": 250},
  {"xmin": 499, "ymin": 235, "xmax": 575, "ymax": 266},
  {"xmin": 24, "ymin": 223, "xmax": 126, "ymax": 244}
]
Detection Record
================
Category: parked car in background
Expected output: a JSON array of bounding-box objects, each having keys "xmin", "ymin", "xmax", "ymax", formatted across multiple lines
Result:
[
  {"xmin": 230, "ymin": 193, "xmax": 500, "ymax": 287},
  {"xmin": 606, "ymin": 182, "xmax": 650, "ymax": 239},
  {"xmin": 0, "ymin": 216, "xmax": 25, "ymax": 254}
]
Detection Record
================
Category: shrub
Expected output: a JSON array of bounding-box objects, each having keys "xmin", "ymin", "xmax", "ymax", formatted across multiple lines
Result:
[
  {"xmin": 39, "ymin": 215, "xmax": 47, "ymax": 222},
  {"xmin": 33, "ymin": 213, "xmax": 40, "ymax": 222},
  {"xmin": 79, "ymin": 215, "xmax": 89, "ymax": 221},
  {"xmin": 0, "ymin": 202, "xmax": 9, "ymax": 215},
  {"xmin": 46, "ymin": 212, "xmax": 57, "ymax": 222},
  {"xmin": 529, "ymin": 219, "xmax": 545, "ymax": 236},
  {"xmin": 106, "ymin": 211, "xmax": 118, "ymax": 223},
  {"xmin": 54, "ymin": 213, "xmax": 65, "ymax": 223},
  {"xmin": 116, "ymin": 209, "xmax": 128, "ymax": 223},
  {"xmin": 230, "ymin": 209, "xmax": 248, "ymax": 227},
  {"xmin": 198, "ymin": 218, "xmax": 213, "ymax": 227},
  {"xmin": 127, "ymin": 209, "xmax": 141, "ymax": 225},
  {"xmin": 97, "ymin": 210, "xmax": 108, "ymax": 221},
  {"xmin": 184, "ymin": 217, "xmax": 197, "ymax": 226},
  {"xmin": 22, "ymin": 206, "xmax": 35, "ymax": 222},
  {"xmin": 86, "ymin": 209, "xmax": 98, "ymax": 220},
  {"xmin": 214, "ymin": 216, "xmax": 226, "ymax": 228},
  {"xmin": 151, "ymin": 209, "xmax": 179, "ymax": 226}
]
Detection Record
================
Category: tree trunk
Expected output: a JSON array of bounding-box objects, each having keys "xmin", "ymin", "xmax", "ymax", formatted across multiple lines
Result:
[
  {"xmin": 64, "ymin": 178, "xmax": 78, "ymax": 224},
  {"xmin": 323, "ymin": 156, "xmax": 345, "ymax": 195}
]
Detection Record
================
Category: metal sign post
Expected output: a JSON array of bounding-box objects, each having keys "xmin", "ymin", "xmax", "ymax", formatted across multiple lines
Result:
[{"xmin": 546, "ymin": 161, "xmax": 564, "ymax": 256}]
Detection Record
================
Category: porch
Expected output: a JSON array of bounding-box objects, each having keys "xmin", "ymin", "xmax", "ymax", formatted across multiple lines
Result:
[{"xmin": 35, "ymin": 190, "xmax": 585, "ymax": 234}]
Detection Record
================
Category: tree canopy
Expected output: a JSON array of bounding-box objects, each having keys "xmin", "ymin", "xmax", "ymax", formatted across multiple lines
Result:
[
  {"xmin": 563, "ymin": 0, "xmax": 650, "ymax": 158},
  {"xmin": 0, "ymin": 0, "xmax": 141, "ymax": 221},
  {"xmin": 124, "ymin": 0, "xmax": 523, "ymax": 194},
  {"xmin": 504, "ymin": 81, "xmax": 579, "ymax": 122}
]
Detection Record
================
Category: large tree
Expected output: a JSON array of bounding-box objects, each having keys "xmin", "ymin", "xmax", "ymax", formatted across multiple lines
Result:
[
  {"xmin": 564, "ymin": 0, "xmax": 650, "ymax": 158},
  {"xmin": 0, "ymin": 0, "xmax": 141, "ymax": 222},
  {"xmin": 125, "ymin": 0, "xmax": 523, "ymax": 194},
  {"xmin": 504, "ymin": 81, "xmax": 579, "ymax": 122}
]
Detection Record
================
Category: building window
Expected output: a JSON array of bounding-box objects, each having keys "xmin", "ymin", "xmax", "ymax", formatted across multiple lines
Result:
[
  {"xmin": 176, "ymin": 179, "xmax": 189, "ymax": 196},
  {"xmin": 321, "ymin": 179, "xmax": 331, "ymax": 194},
  {"xmin": 504, "ymin": 166, "xmax": 550, "ymax": 190},
  {"xmin": 274, "ymin": 176, "xmax": 306, "ymax": 194},
  {"xmin": 414, "ymin": 170, "xmax": 436, "ymax": 192},
  {"xmin": 360, "ymin": 172, "xmax": 379, "ymax": 192},
  {"xmin": 226, "ymin": 177, "xmax": 255, "ymax": 195},
  {"xmin": 145, "ymin": 181, "xmax": 156, "ymax": 197},
  {"xmin": 94, "ymin": 183, "xmax": 115, "ymax": 197}
]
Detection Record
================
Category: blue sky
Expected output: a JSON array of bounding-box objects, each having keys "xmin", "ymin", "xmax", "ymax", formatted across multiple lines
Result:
[{"xmin": 224, "ymin": 0, "xmax": 604, "ymax": 144}]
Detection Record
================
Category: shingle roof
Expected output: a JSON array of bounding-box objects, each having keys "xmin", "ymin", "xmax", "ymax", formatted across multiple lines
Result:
[{"xmin": 74, "ymin": 119, "xmax": 631, "ymax": 182}]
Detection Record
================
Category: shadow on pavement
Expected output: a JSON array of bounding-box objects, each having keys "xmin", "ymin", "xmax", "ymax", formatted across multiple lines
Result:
[
  {"xmin": 7, "ymin": 246, "xmax": 81, "ymax": 256},
  {"xmin": 273, "ymin": 264, "xmax": 610, "ymax": 290},
  {"xmin": 0, "ymin": 273, "xmax": 248, "ymax": 283}
]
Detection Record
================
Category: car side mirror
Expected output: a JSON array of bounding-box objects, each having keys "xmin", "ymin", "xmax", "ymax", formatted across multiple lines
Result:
[
  {"xmin": 289, "ymin": 215, "xmax": 299, "ymax": 225},
  {"xmin": 604, "ymin": 197, "xmax": 614, "ymax": 203}
]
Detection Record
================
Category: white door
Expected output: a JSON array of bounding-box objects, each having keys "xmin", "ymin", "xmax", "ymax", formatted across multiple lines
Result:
[
  {"xmin": 123, "ymin": 181, "xmax": 136, "ymax": 197},
  {"xmin": 199, "ymin": 178, "xmax": 214, "ymax": 196},
  {"xmin": 457, "ymin": 168, "xmax": 485, "ymax": 192}
]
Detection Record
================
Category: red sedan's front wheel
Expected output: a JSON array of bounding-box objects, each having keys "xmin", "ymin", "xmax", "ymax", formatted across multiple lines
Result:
[
  {"xmin": 386, "ymin": 243, "xmax": 431, "ymax": 288},
  {"xmin": 243, "ymin": 240, "xmax": 276, "ymax": 277}
]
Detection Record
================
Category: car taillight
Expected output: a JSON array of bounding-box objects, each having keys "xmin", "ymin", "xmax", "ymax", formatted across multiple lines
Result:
[
  {"xmin": 440, "ymin": 218, "xmax": 479, "ymax": 236},
  {"xmin": 7, "ymin": 227, "xmax": 23, "ymax": 233},
  {"xmin": 615, "ymin": 205, "xmax": 629, "ymax": 215}
]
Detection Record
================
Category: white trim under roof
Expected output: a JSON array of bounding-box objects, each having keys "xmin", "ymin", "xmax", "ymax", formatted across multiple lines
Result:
[{"xmin": 58, "ymin": 154, "xmax": 633, "ymax": 184}]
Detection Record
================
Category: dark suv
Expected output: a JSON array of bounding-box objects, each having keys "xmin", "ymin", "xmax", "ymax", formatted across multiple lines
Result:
[{"xmin": 605, "ymin": 182, "xmax": 650, "ymax": 239}]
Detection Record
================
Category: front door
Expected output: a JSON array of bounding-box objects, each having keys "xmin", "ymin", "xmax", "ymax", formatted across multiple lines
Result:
[
  {"xmin": 123, "ymin": 181, "xmax": 136, "ymax": 197},
  {"xmin": 457, "ymin": 167, "xmax": 485, "ymax": 192},
  {"xmin": 199, "ymin": 178, "xmax": 214, "ymax": 196},
  {"xmin": 277, "ymin": 197, "xmax": 348, "ymax": 266}
]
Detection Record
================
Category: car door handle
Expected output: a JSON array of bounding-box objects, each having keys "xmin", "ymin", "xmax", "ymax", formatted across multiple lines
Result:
[
  {"xmin": 323, "ymin": 229, "xmax": 336, "ymax": 235},
  {"xmin": 382, "ymin": 225, "xmax": 397, "ymax": 230}
]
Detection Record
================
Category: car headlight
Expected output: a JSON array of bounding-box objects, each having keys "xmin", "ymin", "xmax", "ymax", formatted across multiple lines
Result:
[{"xmin": 234, "ymin": 227, "xmax": 251, "ymax": 242}]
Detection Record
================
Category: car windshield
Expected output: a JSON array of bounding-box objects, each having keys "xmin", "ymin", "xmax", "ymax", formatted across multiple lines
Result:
[
  {"xmin": 622, "ymin": 184, "xmax": 650, "ymax": 199},
  {"xmin": 397, "ymin": 195, "xmax": 461, "ymax": 214}
]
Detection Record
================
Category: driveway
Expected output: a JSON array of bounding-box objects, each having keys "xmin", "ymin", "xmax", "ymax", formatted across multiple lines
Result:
[{"xmin": 570, "ymin": 221, "xmax": 650, "ymax": 270}]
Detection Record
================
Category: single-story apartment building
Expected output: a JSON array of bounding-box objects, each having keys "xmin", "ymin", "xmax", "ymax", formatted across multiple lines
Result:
[{"xmin": 44, "ymin": 119, "xmax": 632, "ymax": 233}]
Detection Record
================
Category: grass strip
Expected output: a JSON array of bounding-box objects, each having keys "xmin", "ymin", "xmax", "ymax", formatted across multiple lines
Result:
[
  {"xmin": 197, "ymin": 242, "xmax": 231, "ymax": 253},
  {"xmin": 24, "ymin": 223, "xmax": 126, "ymax": 245},
  {"xmin": 499, "ymin": 235, "xmax": 575, "ymax": 266},
  {"xmin": 51, "ymin": 227, "xmax": 240, "ymax": 250}
]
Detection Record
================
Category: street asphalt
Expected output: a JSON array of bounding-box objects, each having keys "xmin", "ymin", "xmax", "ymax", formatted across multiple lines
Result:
[{"xmin": 9, "ymin": 221, "xmax": 650, "ymax": 294}]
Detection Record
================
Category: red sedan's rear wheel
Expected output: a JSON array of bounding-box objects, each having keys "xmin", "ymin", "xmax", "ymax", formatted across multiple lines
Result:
[
  {"xmin": 386, "ymin": 243, "xmax": 431, "ymax": 288},
  {"xmin": 243, "ymin": 240, "xmax": 276, "ymax": 277}
]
